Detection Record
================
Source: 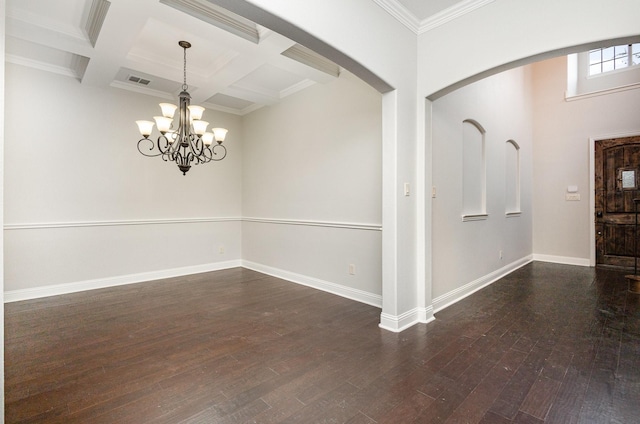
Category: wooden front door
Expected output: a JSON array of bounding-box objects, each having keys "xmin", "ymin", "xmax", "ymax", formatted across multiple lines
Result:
[{"xmin": 595, "ymin": 136, "xmax": 640, "ymax": 268}]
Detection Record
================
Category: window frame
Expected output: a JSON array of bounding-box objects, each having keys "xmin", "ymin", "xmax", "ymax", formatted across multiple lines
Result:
[{"xmin": 588, "ymin": 43, "xmax": 640, "ymax": 77}]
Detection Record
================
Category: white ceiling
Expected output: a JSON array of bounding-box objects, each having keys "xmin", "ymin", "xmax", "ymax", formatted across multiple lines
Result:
[
  {"xmin": 396, "ymin": 0, "xmax": 462, "ymax": 21},
  {"xmin": 5, "ymin": 0, "xmax": 465, "ymax": 115}
]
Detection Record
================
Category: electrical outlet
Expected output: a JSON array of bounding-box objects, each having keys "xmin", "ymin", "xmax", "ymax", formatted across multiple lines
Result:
[{"xmin": 349, "ymin": 264, "xmax": 356, "ymax": 275}]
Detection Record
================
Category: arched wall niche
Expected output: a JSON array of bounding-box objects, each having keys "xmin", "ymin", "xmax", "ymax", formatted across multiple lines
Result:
[
  {"xmin": 505, "ymin": 139, "xmax": 521, "ymax": 215},
  {"xmin": 463, "ymin": 119, "xmax": 486, "ymax": 134},
  {"xmin": 462, "ymin": 119, "xmax": 487, "ymax": 219}
]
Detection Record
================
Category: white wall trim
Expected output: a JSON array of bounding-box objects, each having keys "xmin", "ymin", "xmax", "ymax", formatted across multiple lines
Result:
[
  {"xmin": 6, "ymin": 54, "xmax": 78, "ymax": 80},
  {"xmin": 565, "ymin": 81, "xmax": 640, "ymax": 102},
  {"xmin": 242, "ymin": 260, "xmax": 382, "ymax": 308},
  {"xmin": 433, "ymin": 255, "xmax": 533, "ymax": 313},
  {"xmin": 417, "ymin": 305, "xmax": 435, "ymax": 324},
  {"xmin": 371, "ymin": 0, "xmax": 421, "ymax": 34},
  {"xmin": 5, "ymin": 216, "xmax": 382, "ymax": 231},
  {"xmin": 532, "ymin": 254, "xmax": 590, "ymax": 267},
  {"xmin": 379, "ymin": 308, "xmax": 420, "ymax": 332},
  {"xmin": 461, "ymin": 213, "xmax": 489, "ymax": 222},
  {"xmin": 372, "ymin": 0, "xmax": 495, "ymax": 35},
  {"xmin": 378, "ymin": 305, "xmax": 436, "ymax": 333},
  {"xmin": 4, "ymin": 217, "xmax": 243, "ymax": 230},
  {"xmin": 418, "ymin": 0, "xmax": 496, "ymax": 34},
  {"xmin": 4, "ymin": 260, "xmax": 242, "ymax": 303},
  {"xmin": 242, "ymin": 217, "xmax": 382, "ymax": 231}
]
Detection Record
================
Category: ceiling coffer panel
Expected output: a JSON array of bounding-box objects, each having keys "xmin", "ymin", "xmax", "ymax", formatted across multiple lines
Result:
[
  {"xmin": 159, "ymin": 0, "xmax": 260, "ymax": 43},
  {"xmin": 85, "ymin": 0, "xmax": 110, "ymax": 47}
]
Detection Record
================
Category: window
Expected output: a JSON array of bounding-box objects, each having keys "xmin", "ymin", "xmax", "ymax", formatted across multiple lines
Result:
[
  {"xmin": 462, "ymin": 119, "xmax": 486, "ymax": 220},
  {"xmin": 505, "ymin": 140, "xmax": 520, "ymax": 215},
  {"xmin": 589, "ymin": 43, "xmax": 640, "ymax": 76}
]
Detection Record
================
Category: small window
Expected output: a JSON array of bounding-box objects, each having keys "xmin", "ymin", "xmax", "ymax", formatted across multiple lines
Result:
[
  {"xmin": 619, "ymin": 168, "xmax": 637, "ymax": 190},
  {"xmin": 589, "ymin": 43, "xmax": 640, "ymax": 76}
]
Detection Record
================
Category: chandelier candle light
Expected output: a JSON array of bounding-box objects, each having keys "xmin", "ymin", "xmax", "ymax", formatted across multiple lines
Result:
[{"xmin": 136, "ymin": 41, "xmax": 228, "ymax": 175}]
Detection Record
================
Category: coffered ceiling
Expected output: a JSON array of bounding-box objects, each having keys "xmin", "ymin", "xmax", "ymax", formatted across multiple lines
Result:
[
  {"xmin": 5, "ymin": 0, "xmax": 472, "ymax": 114},
  {"xmin": 5, "ymin": 0, "xmax": 341, "ymax": 116}
]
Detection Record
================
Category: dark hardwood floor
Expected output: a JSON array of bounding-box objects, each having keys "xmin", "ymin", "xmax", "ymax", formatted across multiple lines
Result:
[{"xmin": 5, "ymin": 262, "xmax": 640, "ymax": 423}]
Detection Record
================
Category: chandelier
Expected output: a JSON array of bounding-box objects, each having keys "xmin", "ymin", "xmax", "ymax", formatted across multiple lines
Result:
[{"xmin": 136, "ymin": 41, "xmax": 228, "ymax": 175}]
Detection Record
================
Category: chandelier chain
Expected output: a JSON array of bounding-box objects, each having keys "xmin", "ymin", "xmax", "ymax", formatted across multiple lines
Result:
[{"xmin": 182, "ymin": 45, "xmax": 188, "ymax": 91}]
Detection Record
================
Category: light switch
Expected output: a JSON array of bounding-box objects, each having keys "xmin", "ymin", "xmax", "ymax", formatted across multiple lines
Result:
[{"xmin": 404, "ymin": 182, "xmax": 410, "ymax": 196}]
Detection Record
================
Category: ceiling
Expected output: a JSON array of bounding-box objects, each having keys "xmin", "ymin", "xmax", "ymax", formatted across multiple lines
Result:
[
  {"xmin": 4, "ymin": 0, "xmax": 462, "ymax": 115},
  {"xmin": 396, "ymin": 0, "xmax": 462, "ymax": 21}
]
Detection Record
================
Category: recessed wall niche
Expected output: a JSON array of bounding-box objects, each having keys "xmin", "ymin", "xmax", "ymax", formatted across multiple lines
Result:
[{"xmin": 462, "ymin": 119, "xmax": 487, "ymax": 220}]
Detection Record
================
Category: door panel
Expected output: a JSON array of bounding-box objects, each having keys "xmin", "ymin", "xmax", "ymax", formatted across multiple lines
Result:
[{"xmin": 595, "ymin": 136, "xmax": 640, "ymax": 268}]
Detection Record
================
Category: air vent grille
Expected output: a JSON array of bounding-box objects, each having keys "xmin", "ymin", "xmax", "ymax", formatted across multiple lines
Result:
[{"xmin": 128, "ymin": 75, "xmax": 151, "ymax": 85}]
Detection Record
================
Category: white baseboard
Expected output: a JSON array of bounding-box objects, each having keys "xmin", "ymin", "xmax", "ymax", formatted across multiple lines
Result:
[
  {"xmin": 4, "ymin": 260, "xmax": 242, "ymax": 303},
  {"xmin": 432, "ymin": 255, "xmax": 533, "ymax": 313},
  {"xmin": 241, "ymin": 260, "xmax": 382, "ymax": 308},
  {"xmin": 532, "ymin": 254, "xmax": 591, "ymax": 267},
  {"xmin": 379, "ymin": 305, "xmax": 435, "ymax": 333}
]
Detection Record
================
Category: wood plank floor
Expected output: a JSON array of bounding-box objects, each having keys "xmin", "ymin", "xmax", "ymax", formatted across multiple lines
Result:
[{"xmin": 5, "ymin": 262, "xmax": 640, "ymax": 423}]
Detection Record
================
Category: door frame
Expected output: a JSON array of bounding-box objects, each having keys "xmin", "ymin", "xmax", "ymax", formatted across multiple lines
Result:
[{"xmin": 590, "ymin": 131, "xmax": 640, "ymax": 266}]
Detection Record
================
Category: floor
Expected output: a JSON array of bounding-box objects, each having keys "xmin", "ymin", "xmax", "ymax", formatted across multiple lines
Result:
[{"xmin": 5, "ymin": 262, "xmax": 640, "ymax": 423}]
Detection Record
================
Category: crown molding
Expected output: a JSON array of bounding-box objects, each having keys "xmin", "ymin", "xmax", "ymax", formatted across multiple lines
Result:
[
  {"xmin": 373, "ymin": 0, "xmax": 495, "ymax": 34},
  {"xmin": 6, "ymin": 55, "xmax": 78, "ymax": 80},
  {"xmin": 419, "ymin": 0, "xmax": 495, "ymax": 33},
  {"xmin": 371, "ymin": 0, "xmax": 421, "ymax": 33}
]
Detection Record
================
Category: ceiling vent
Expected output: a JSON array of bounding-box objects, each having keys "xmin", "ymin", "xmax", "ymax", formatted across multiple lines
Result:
[{"xmin": 128, "ymin": 75, "xmax": 151, "ymax": 85}]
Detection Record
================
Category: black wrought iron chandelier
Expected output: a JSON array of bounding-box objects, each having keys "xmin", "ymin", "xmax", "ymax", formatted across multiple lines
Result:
[{"xmin": 136, "ymin": 41, "xmax": 228, "ymax": 175}]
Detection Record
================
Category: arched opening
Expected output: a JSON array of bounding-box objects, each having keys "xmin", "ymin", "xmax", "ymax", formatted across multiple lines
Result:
[{"xmin": 427, "ymin": 37, "xmax": 640, "ymax": 313}]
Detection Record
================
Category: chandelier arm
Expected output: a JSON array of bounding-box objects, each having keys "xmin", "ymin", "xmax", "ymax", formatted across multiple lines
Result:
[
  {"xmin": 200, "ymin": 146, "xmax": 214, "ymax": 163},
  {"xmin": 173, "ymin": 151, "xmax": 185, "ymax": 166},
  {"xmin": 188, "ymin": 133, "xmax": 205, "ymax": 159},
  {"xmin": 157, "ymin": 134, "xmax": 172, "ymax": 154},
  {"xmin": 210, "ymin": 143, "xmax": 227, "ymax": 161},
  {"xmin": 137, "ymin": 137, "xmax": 164, "ymax": 157},
  {"xmin": 161, "ymin": 150, "xmax": 175, "ymax": 162}
]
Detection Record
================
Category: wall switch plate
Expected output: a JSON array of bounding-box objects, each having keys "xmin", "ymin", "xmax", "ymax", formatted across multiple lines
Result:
[
  {"xmin": 404, "ymin": 183, "xmax": 410, "ymax": 196},
  {"xmin": 566, "ymin": 193, "xmax": 580, "ymax": 201},
  {"xmin": 432, "ymin": 186, "xmax": 436, "ymax": 198},
  {"xmin": 349, "ymin": 264, "xmax": 356, "ymax": 275}
]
